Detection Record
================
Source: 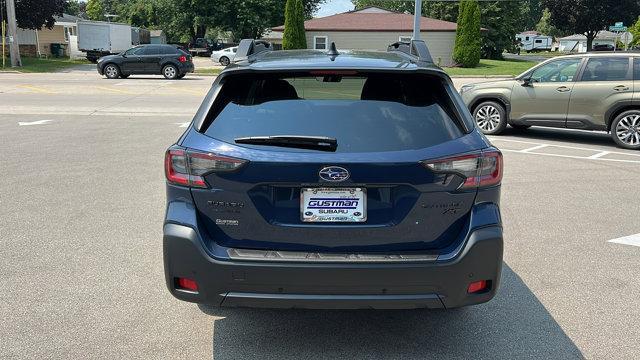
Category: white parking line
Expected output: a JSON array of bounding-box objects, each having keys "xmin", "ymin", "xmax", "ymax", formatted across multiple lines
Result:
[
  {"xmin": 18, "ymin": 120, "xmax": 53, "ymax": 126},
  {"xmin": 488, "ymin": 137, "xmax": 640, "ymax": 164},
  {"xmin": 609, "ymin": 234, "xmax": 640, "ymax": 248},
  {"xmin": 175, "ymin": 122, "xmax": 190, "ymax": 128},
  {"xmin": 521, "ymin": 144, "xmax": 548, "ymax": 153},
  {"xmin": 588, "ymin": 151, "xmax": 610, "ymax": 159}
]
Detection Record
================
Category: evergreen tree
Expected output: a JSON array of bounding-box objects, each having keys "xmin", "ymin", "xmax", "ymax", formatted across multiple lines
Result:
[
  {"xmin": 453, "ymin": 0, "xmax": 481, "ymax": 67},
  {"xmin": 282, "ymin": 0, "xmax": 307, "ymax": 49}
]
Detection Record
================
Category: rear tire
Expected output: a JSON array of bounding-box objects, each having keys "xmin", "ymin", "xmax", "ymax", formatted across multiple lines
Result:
[
  {"xmin": 473, "ymin": 101, "xmax": 508, "ymax": 135},
  {"xmin": 219, "ymin": 56, "xmax": 230, "ymax": 66},
  {"xmin": 611, "ymin": 110, "xmax": 640, "ymax": 150},
  {"xmin": 103, "ymin": 64, "xmax": 120, "ymax": 79},
  {"xmin": 162, "ymin": 64, "xmax": 179, "ymax": 80}
]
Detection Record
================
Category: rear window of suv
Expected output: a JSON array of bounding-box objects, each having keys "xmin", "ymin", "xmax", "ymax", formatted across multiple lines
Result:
[{"xmin": 202, "ymin": 72, "xmax": 464, "ymax": 153}]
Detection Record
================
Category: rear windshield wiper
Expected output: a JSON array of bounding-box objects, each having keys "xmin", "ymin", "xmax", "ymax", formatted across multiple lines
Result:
[{"xmin": 234, "ymin": 135, "xmax": 337, "ymax": 152}]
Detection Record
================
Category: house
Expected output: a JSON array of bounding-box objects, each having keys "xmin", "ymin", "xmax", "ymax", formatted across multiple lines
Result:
[
  {"xmin": 270, "ymin": 6, "xmax": 460, "ymax": 66},
  {"xmin": 150, "ymin": 30, "xmax": 167, "ymax": 44},
  {"xmin": 559, "ymin": 31, "xmax": 618, "ymax": 53},
  {"xmin": 261, "ymin": 30, "xmax": 283, "ymax": 50},
  {"xmin": 515, "ymin": 31, "xmax": 553, "ymax": 52},
  {"xmin": 11, "ymin": 13, "xmax": 82, "ymax": 57}
]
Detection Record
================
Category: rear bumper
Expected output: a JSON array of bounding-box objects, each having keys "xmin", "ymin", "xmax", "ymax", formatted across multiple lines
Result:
[
  {"xmin": 163, "ymin": 223, "xmax": 503, "ymax": 309},
  {"xmin": 180, "ymin": 62, "xmax": 194, "ymax": 74}
]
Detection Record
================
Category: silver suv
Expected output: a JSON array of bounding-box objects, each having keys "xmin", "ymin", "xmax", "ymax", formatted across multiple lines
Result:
[{"xmin": 460, "ymin": 53, "xmax": 640, "ymax": 150}]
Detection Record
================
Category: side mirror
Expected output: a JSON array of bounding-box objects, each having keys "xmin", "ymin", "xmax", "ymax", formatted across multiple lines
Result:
[
  {"xmin": 521, "ymin": 78, "xmax": 533, "ymax": 87},
  {"xmin": 122, "ymin": 54, "xmax": 127, "ymax": 58}
]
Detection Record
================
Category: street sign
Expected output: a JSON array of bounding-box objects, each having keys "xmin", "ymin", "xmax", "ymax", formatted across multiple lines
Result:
[
  {"xmin": 615, "ymin": 22, "xmax": 624, "ymax": 27},
  {"xmin": 621, "ymin": 32, "xmax": 634, "ymax": 46},
  {"xmin": 609, "ymin": 25, "xmax": 628, "ymax": 32}
]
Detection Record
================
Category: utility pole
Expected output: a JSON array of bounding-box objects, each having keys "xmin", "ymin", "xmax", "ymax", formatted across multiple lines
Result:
[
  {"xmin": 5, "ymin": 0, "xmax": 21, "ymax": 67},
  {"xmin": 413, "ymin": 0, "xmax": 423, "ymax": 40},
  {"xmin": 1, "ymin": 0, "xmax": 5, "ymax": 68}
]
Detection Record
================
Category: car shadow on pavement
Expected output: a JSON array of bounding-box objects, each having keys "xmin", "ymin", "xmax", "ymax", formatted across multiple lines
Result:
[
  {"xmin": 102, "ymin": 76, "xmax": 202, "ymax": 81},
  {"xmin": 501, "ymin": 127, "xmax": 614, "ymax": 148},
  {"xmin": 199, "ymin": 264, "xmax": 583, "ymax": 359}
]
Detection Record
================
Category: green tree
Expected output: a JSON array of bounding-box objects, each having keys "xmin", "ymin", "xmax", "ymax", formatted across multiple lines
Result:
[
  {"xmin": 520, "ymin": 0, "xmax": 543, "ymax": 31},
  {"xmin": 64, "ymin": 0, "xmax": 81, "ymax": 17},
  {"xmin": 535, "ymin": 8, "xmax": 564, "ymax": 39},
  {"xmin": 629, "ymin": 16, "xmax": 640, "ymax": 47},
  {"xmin": 283, "ymin": 0, "xmax": 307, "ymax": 49},
  {"xmin": 453, "ymin": 0, "xmax": 481, "ymax": 67},
  {"xmin": 543, "ymin": 0, "xmax": 640, "ymax": 51},
  {"xmin": 480, "ymin": 0, "xmax": 523, "ymax": 58},
  {"xmin": 353, "ymin": 0, "xmax": 457, "ymax": 20},
  {"xmin": 86, "ymin": 0, "xmax": 105, "ymax": 21},
  {"xmin": 1, "ymin": 0, "xmax": 65, "ymax": 29}
]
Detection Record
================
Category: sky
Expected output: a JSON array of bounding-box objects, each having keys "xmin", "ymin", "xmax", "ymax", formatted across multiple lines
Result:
[{"xmin": 316, "ymin": 0, "xmax": 355, "ymax": 17}]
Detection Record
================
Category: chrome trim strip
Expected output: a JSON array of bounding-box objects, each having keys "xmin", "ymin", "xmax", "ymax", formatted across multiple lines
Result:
[{"xmin": 227, "ymin": 248, "xmax": 438, "ymax": 263}]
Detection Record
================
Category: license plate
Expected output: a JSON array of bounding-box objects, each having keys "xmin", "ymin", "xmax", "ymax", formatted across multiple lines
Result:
[{"xmin": 301, "ymin": 188, "xmax": 366, "ymax": 222}]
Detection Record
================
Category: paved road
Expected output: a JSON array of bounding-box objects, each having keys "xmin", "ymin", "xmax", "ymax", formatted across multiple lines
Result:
[{"xmin": 1, "ymin": 70, "xmax": 639, "ymax": 359}]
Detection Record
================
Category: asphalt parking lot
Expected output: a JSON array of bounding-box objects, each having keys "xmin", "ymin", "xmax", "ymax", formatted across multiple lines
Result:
[{"xmin": 1, "ymin": 69, "xmax": 639, "ymax": 359}]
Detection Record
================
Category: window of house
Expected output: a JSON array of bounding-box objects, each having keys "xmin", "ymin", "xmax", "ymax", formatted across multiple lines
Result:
[
  {"xmin": 314, "ymin": 36, "xmax": 328, "ymax": 50},
  {"xmin": 399, "ymin": 36, "xmax": 412, "ymax": 43}
]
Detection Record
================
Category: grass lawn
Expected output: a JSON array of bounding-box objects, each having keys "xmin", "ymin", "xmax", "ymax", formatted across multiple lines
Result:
[
  {"xmin": 194, "ymin": 67, "xmax": 223, "ymax": 76},
  {"xmin": 0, "ymin": 57, "xmax": 90, "ymax": 73},
  {"xmin": 444, "ymin": 59, "xmax": 537, "ymax": 76}
]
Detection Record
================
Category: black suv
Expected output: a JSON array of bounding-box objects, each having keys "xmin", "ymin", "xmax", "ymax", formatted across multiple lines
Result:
[{"xmin": 97, "ymin": 44, "xmax": 194, "ymax": 80}]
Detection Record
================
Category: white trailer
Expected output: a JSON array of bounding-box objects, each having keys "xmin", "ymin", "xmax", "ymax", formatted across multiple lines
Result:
[
  {"xmin": 77, "ymin": 21, "xmax": 132, "ymax": 62},
  {"xmin": 515, "ymin": 33, "xmax": 553, "ymax": 52}
]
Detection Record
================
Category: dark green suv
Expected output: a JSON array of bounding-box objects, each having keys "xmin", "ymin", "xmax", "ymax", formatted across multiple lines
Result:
[{"xmin": 460, "ymin": 53, "xmax": 640, "ymax": 150}]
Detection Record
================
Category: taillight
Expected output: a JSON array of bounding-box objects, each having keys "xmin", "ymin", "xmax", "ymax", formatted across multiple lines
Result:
[
  {"xmin": 178, "ymin": 55, "xmax": 187, "ymax": 63},
  {"xmin": 164, "ymin": 145, "xmax": 247, "ymax": 188},
  {"xmin": 175, "ymin": 277, "xmax": 198, "ymax": 292},
  {"xmin": 467, "ymin": 280, "xmax": 489, "ymax": 294},
  {"xmin": 422, "ymin": 149, "xmax": 502, "ymax": 190}
]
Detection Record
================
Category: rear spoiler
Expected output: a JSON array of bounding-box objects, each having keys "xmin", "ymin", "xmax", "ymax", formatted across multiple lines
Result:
[
  {"xmin": 234, "ymin": 39, "xmax": 272, "ymax": 63},
  {"xmin": 387, "ymin": 40, "xmax": 433, "ymax": 63}
]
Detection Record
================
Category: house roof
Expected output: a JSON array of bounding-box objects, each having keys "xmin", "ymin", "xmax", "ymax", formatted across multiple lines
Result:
[
  {"xmin": 559, "ymin": 31, "xmax": 619, "ymax": 41},
  {"xmin": 54, "ymin": 13, "xmax": 83, "ymax": 25},
  {"xmin": 272, "ymin": 6, "xmax": 457, "ymax": 32}
]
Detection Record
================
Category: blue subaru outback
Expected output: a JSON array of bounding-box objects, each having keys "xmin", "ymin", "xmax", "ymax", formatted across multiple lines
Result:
[{"xmin": 163, "ymin": 40, "xmax": 503, "ymax": 309}]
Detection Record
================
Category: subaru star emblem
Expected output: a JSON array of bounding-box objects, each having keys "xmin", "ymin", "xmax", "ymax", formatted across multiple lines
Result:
[{"xmin": 319, "ymin": 166, "xmax": 350, "ymax": 182}]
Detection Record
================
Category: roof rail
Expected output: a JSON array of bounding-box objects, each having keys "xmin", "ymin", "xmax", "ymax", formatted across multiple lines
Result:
[
  {"xmin": 234, "ymin": 39, "xmax": 272, "ymax": 63},
  {"xmin": 387, "ymin": 40, "xmax": 433, "ymax": 63}
]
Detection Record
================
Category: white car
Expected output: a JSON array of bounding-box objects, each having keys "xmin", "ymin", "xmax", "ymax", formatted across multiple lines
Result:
[{"xmin": 210, "ymin": 47, "xmax": 237, "ymax": 66}]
